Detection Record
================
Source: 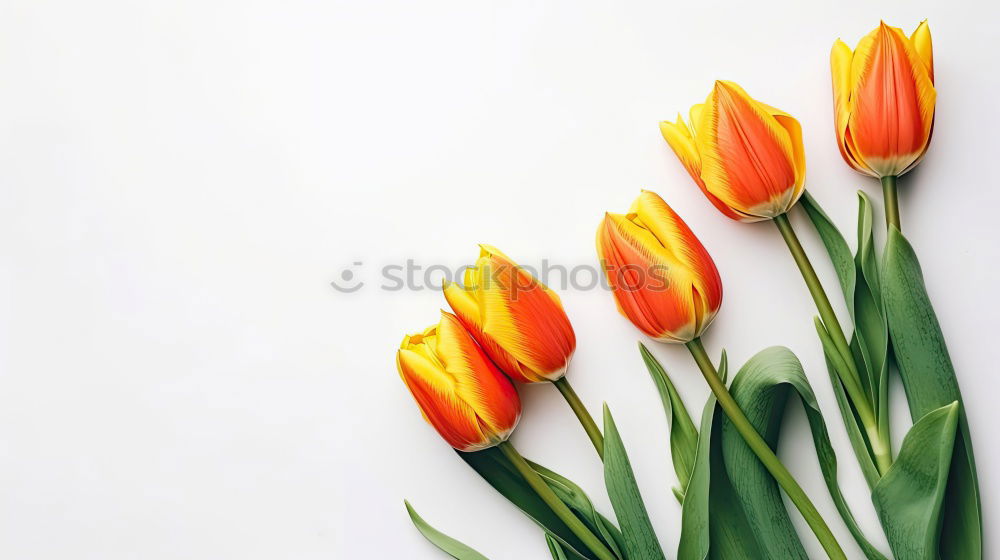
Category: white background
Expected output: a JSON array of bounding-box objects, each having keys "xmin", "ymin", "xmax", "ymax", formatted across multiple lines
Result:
[{"xmin": 1, "ymin": 1, "xmax": 997, "ymax": 558}]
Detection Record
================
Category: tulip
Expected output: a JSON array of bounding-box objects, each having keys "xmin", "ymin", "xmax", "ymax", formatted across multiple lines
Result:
[
  {"xmin": 831, "ymin": 21, "xmax": 934, "ymax": 179},
  {"xmin": 832, "ymin": 20, "xmax": 935, "ymax": 230},
  {"xmin": 597, "ymin": 191, "xmax": 847, "ymax": 560},
  {"xmin": 397, "ymin": 311, "xmax": 520, "ymax": 452},
  {"xmin": 596, "ymin": 190, "xmax": 722, "ymax": 343},
  {"xmin": 443, "ymin": 245, "xmax": 575, "ymax": 384},
  {"xmin": 443, "ymin": 246, "xmax": 604, "ymax": 458},
  {"xmin": 660, "ymin": 80, "xmax": 805, "ymax": 222},
  {"xmin": 398, "ymin": 312, "xmax": 617, "ymax": 560}
]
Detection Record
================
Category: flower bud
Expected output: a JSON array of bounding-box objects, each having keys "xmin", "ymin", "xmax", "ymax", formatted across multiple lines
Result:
[
  {"xmin": 596, "ymin": 191, "xmax": 722, "ymax": 342},
  {"xmin": 443, "ymin": 246, "xmax": 576, "ymax": 383},
  {"xmin": 660, "ymin": 80, "xmax": 806, "ymax": 222},
  {"xmin": 831, "ymin": 21, "xmax": 935, "ymax": 178},
  {"xmin": 397, "ymin": 311, "xmax": 521, "ymax": 451}
]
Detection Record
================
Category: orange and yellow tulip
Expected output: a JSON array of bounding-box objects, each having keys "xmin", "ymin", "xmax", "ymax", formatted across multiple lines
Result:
[
  {"xmin": 596, "ymin": 191, "xmax": 722, "ymax": 343},
  {"xmin": 831, "ymin": 21, "xmax": 935, "ymax": 178},
  {"xmin": 443, "ymin": 246, "xmax": 576, "ymax": 384},
  {"xmin": 397, "ymin": 311, "xmax": 521, "ymax": 451},
  {"xmin": 660, "ymin": 80, "xmax": 806, "ymax": 222}
]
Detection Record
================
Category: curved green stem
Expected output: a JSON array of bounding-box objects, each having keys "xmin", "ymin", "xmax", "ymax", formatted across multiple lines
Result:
[
  {"xmin": 881, "ymin": 175, "xmax": 900, "ymax": 232},
  {"xmin": 497, "ymin": 441, "xmax": 617, "ymax": 560},
  {"xmin": 686, "ymin": 338, "xmax": 847, "ymax": 560},
  {"xmin": 553, "ymin": 376, "xmax": 604, "ymax": 459},
  {"xmin": 774, "ymin": 213, "xmax": 892, "ymax": 474}
]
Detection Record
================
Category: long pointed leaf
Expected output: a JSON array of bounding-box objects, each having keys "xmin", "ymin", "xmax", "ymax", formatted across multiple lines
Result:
[
  {"xmin": 815, "ymin": 317, "xmax": 881, "ymax": 488},
  {"xmin": 872, "ymin": 402, "xmax": 959, "ymax": 560},
  {"xmin": 458, "ymin": 448, "xmax": 595, "ymax": 559},
  {"xmin": 852, "ymin": 193, "xmax": 889, "ymax": 406},
  {"xmin": 639, "ymin": 342, "xmax": 698, "ymax": 501},
  {"xmin": 800, "ymin": 192, "xmax": 856, "ymax": 314},
  {"xmin": 723, "ymin": 347, "xmax": 888, "ymax": 560},
  {"xmin": 547, "ymin": 534, "xmax": 570, "ymax": 560},
  {"xmin": 405, "ymin": 500, "xmax": 491, "ymax": 560},
  {"xmin": 527, "ymin": 460, "xmax": 626, "ymax": 559},
  {"xmin": 678, "ymin": 394, "xmax": 766, "ymax": 560},
  {"xmin": 678, "ymin": 347, "xmax": 888, "ymax": 559},
  {"xmin": 882, "ymin": 226, "xmax": 982, "ymax": 559},
  {"xmin": 800, "ymin": 192, "xmax": 890, "ymax": 487},
  {"xmin": 603, "ymin": 404, "xmax": 667, "ymax": 560}
]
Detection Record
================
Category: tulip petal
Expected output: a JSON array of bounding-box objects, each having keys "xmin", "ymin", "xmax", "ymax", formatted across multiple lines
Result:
[
  {"xmin": 830, "ymin": 39, "xmax": 854, "ymax": 135},
  {"xmin": 446, "ymin": 258, "xmax": 530, "ymax": 381},
  {"xmin": 480, "ymin": 244, "xmax": 566, "ymax": 311},
  {"xmin": 597, "ymin": 212, "xmax": 699, "ymax": 342},
  {"xmin": 697, "ymin": 81, "xmax": 799, "ymax": 220},
  {"xmin": 434, "ymin": 312, "xmax": 521, "ymax": 437},
  {"xmin": 397, "ymin": 313, "xmax": 521, "ymax": 451},
  {"xmin": 660, "ymin": 115, "xmax": 702, "ymax": 184},
  {"xmin": 848, "ymin": 22, "xmax": 936, "ymax": 176},
  {"xmin": 689, "ymin": 104, "xmax": 705, "ymax": 138},
  {"xmin": 757, "ymin": 102, "xmax": 807, "ymax": 206},
  {"xmin": 831, "ymin": 39, "xmax": 873, "ymax": 175},
  {"xmin": 661, "ymin": 115, "xmax": 744, "ymax": 221},
  {"xmin": 630, "ymin": 192, "xmax": 722, "ymax": 334},
  {"xmin": 910, "ymin": 20, "xmax": 933, "ymax": 82},
  {"xmin": 397, "ymin": 348, "xmax": 489, "ymax": 451},
  {"xmin": 476, "ymin": 248, "xmax": 575, "ymax": 381},
  {"xmin": 442, "ymin": 277, "xmax": 529, "ymax": 383},
  {"xmin": 442, "ymin": 281, "xmax": 482, "ymax": 329},
  {"xmin": 446, "ymin": 246, "xmax": 576, "ymax": 384}
]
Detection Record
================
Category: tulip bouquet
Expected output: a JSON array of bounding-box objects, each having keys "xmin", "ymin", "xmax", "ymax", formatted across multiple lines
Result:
[{"xmin": 394, "ymin": 19, "xmax": 981, "ymax": 560}]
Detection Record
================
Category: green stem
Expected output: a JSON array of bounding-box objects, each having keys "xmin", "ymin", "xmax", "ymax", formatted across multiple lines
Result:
[
  {"xmin": 881, "ymin": 175, "xmax": 900, "ymax": 232},
  {"xmin": 686, "ymin": 338, "xmax": 847, "ymax": 560},
  {"xmin": 497, "ymin": 441, "xmax": 617, "ymax": 560},
  {"xmin": 553, "ymin": 376, "xmax": 604, "ymax": 459},
  {"xmin": 774, "ymin": 213, "xmax": 892, "ymax": 474}
]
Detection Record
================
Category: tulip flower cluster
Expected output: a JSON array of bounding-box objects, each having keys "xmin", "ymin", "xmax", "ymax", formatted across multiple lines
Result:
[
  {"xmin": 396, "ymin": 19, "xmax": 980, "ymax": 560},
  {"xmin": 399, "ymin": 247, "xmax": 622, "ymax": 560}
]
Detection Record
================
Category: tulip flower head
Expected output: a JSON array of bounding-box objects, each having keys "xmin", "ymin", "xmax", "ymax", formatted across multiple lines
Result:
[
  {"xmin": 596, "ymin": 191, "xmax": 723, "ymax": 343},
  {"xmin": 831, "ymin": 21, "xmax": 935, "ymax": 178},
  {"xmin": 397, "ymin": 311, "xmax": 521, "ymax": 452},
  {"xmin": 443, "ymin": 245, "xmax": 576, "ymax": 384},
  {"xmin": 660, "ymin": 80, "xmax": 806, "ymax": 222}
]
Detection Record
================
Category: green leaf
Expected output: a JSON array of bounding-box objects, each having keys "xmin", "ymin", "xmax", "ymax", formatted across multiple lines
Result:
[
  {"xmin": 800, "ymin": 192, "xmax": 890, "ymax": 488},
  {"xmin": 678, "ymin": 393, "xmax": 766, "ymax": 560},
  {"xmin": 638, "ymin": 342, "xmax": 698, "ymax": 501},
  {"xmin": 882, "ymin": 226, "xmax": 982, "ymax": 559},
  {"xmin": 527, "ymin": 460, "xmax": 626, "ymax": 559},
  {"xmin": 816, "ymin": 318, "xmax": 881, "ymax": 488},
  {"xmin": 872, "ymin": 402, "xmax": 960, "ymax": 560},
  {"xmin": 722, "ymin": 347, "xmax": 887, "ymax": 560},
  {"xmin": 405, "ymin": 500, "xmax": 491, "ymax": 560},
  {"xmin": 547, "ymin": 534, "xmax": 570, "ymax": 560},
  {"xmin": 457, "ymin": 448, "xmax": 595, "ymax": 559},
  {"xmin": 852, "ymin": 193, "xmax": 888, "ymax": 403},
  {"xmin": 853, "ymin": 193, "xmax": 890, "ymax": 460},
  {"xmin": 800, "ymin": 192, "xmax": 856, "ymax": 313},
  {"xmin": 678, "ymin": 345, "xmax": 885, "ymax": 559},
  {"xmin": 602, "ymin": 404, "xmax": 667, "ymax": 560}
]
